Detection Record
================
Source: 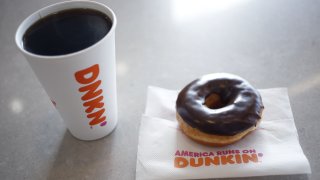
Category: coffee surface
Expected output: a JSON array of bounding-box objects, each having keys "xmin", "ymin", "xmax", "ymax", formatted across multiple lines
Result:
[{"xmin": 23, "ymin": 8, "xmax": 112, "ymax": 56}]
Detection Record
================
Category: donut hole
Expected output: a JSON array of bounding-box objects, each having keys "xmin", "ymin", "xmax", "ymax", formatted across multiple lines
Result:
[{"xmin": 204, "ymin": 93, "xmax": 227, "ymax": 109}]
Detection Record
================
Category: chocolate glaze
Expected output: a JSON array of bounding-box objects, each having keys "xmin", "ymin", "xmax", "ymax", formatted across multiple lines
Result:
[{"xmin": 176, "ymin": 73, "xmax": 264, "ymax": 136}]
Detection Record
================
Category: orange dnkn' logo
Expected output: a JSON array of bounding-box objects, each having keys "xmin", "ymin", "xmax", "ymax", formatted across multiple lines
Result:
[{"xmin": 75, "ymin": 64, "xmax": 107, "ymax": 128}]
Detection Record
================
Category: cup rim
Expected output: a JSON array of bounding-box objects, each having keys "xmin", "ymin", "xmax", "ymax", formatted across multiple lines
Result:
[{"xmin": 15, "ymin": 0, "xmax": 117, "ymax": 60}]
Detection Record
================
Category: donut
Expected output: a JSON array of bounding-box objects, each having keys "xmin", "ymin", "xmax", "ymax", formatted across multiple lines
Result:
[{"xmin": 176, "ymin": 73, "xmax": 264, "ymax": 146}]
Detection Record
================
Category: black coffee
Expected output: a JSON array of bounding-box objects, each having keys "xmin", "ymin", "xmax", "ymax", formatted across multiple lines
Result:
[{"xmin": 23, "ymin": 8, "xmax": 112, "ymax": 56}]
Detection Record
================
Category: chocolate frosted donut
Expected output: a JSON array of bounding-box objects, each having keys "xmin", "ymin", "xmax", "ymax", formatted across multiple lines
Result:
[{"xmin": 176, "ymin": 73, "xmax": 264, "ymax": 146}]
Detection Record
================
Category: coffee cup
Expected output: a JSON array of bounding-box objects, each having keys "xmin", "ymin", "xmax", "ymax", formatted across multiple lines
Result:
[{"xmin": 15, "ymin": 1, "xmax": 118, "ymax": 140}]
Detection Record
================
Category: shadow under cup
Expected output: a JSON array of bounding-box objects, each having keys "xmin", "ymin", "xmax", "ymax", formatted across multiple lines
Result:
[{"xmin": 15, "ymin": 1, "xmax": 118, "ymax": 141}]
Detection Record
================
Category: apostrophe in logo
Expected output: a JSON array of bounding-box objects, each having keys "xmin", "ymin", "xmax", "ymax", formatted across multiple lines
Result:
[
  {"xmin": 75, "ymin": 64, "xmax": 107, "ymax": 128},
  {"xmin": 174, "ymin": 149, "xmax": 263, "ymax": 168},
  {"xmin": 51, "ymin": 99, "xmax": 56, "ymax": 107}
]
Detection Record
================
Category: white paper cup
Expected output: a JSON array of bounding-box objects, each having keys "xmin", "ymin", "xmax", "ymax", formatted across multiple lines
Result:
[{"xmin": 15, "ymin": 1, "xmax": 118, "ymax": 140}]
